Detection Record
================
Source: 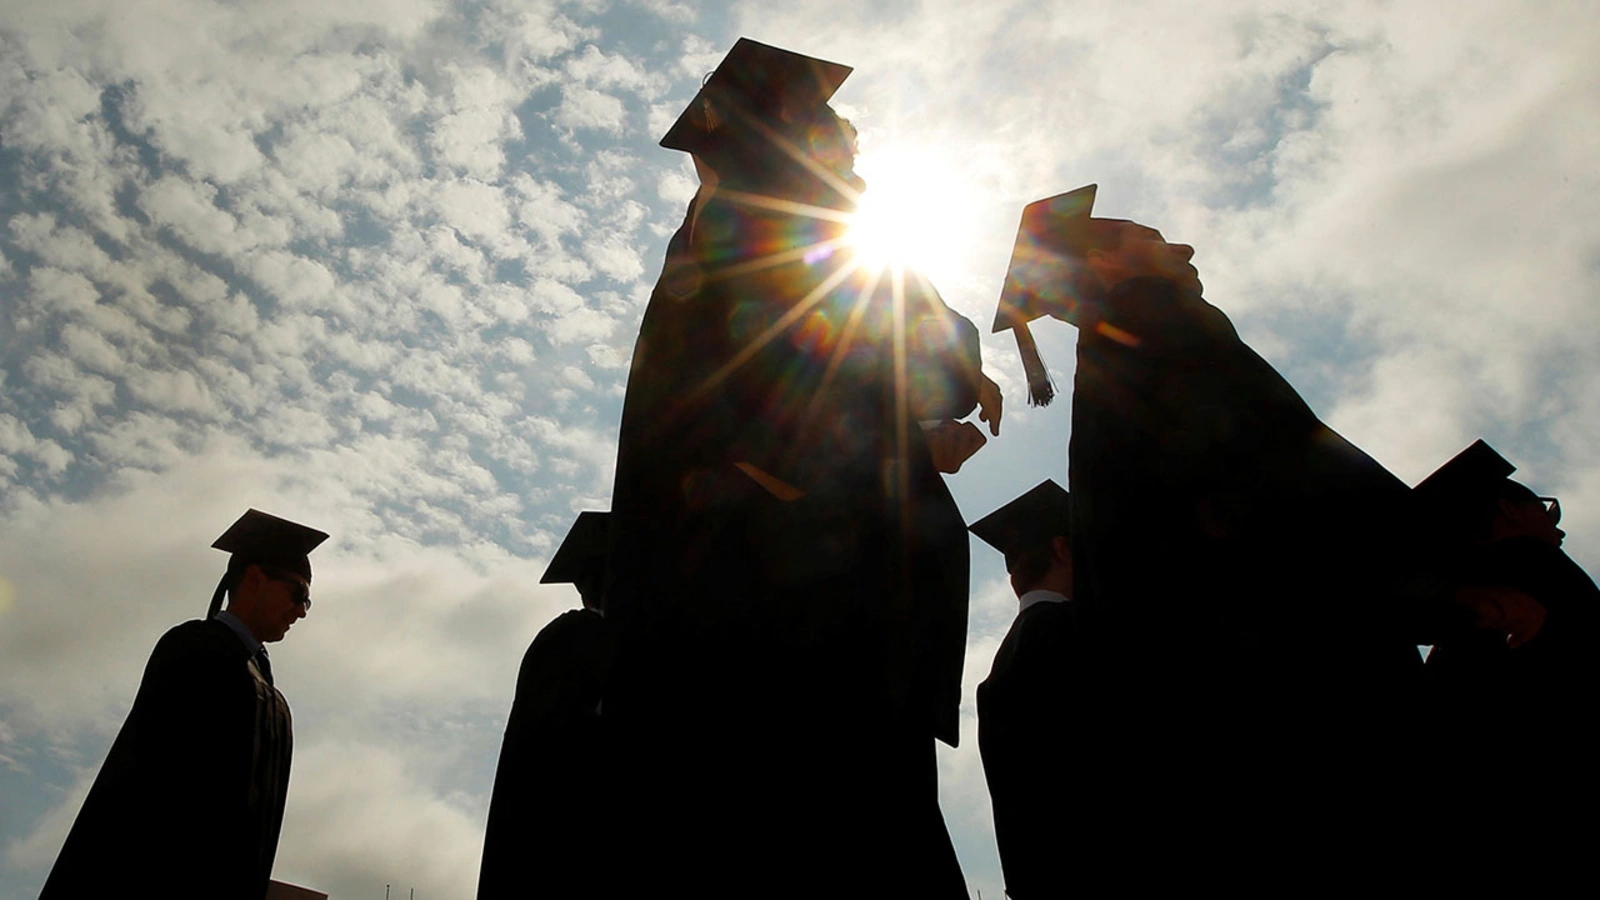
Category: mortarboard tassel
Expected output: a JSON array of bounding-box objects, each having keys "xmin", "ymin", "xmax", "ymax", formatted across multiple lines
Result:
[
  {"xmin": 1013, "ymin": 322, "xmax": 1055, "ymax": 407},
  {"xmin": 206, "ymin": 572, "xmax": 230, "ymax": 619}
]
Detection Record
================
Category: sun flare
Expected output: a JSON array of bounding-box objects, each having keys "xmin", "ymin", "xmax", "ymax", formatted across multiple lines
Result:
[{"xmin": 846, "ymin": 146, "xmax": 975, "ymax": 280}]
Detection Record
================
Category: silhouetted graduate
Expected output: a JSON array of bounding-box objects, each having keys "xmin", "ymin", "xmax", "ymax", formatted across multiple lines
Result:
[
  {"xmin": 477, "ymin": 512, "xmax": 616, "ymax": 900},
  {"xmin": 1416, "ymin": 440, "xmax": 1576, "ymax": 667},
  {"xmin": 1416, "ymin": 440, "xmax": 1596, "ymax": 858},
  {"xmin": 994, "ymin": 185, "xmax": 1432, "ymax": 696},
  {"xmin": 605, "ymin": 38, "xmax": 997, "ymax": 897},
  {"xmin": 988, "ymin": 187, "xmax": 1535, "ymax": 874},
  {"xmin": 42, "ymin": 510, "xmax": 326, "ymax": 900},
  {"xmin": 971, "ymin": 481, "xmax": 1087, "ymax": 900}
]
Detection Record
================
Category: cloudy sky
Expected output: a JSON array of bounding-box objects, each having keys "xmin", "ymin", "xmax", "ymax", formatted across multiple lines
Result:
[{"xmin": 2, "ymin": 0, "xmax": 1597, "ymax": 896}]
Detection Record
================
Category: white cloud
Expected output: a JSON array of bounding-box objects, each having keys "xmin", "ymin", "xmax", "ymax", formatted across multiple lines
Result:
[
  {"xmin": 58, "ymin": 324, "xmax": 125, "ymax": 377},
  {"xmin": 0, "ymin": 63, "xmax": 104, "ymax": 156},
  {"xmin": 657, "ymin": 168, "xmax": 697, "ymax": 206},
  {"xmin": 124, "ymin": 368, "xmax": 219, "ymax": 417},
  {"xmin": 0, "ymin": 414, "xmax": 72, "ymax": 475},
  {"xmin": 628, "ymin": 0, "xmax": 694, "ymax": 24},
  {"xmin": 491, "ymin": 0, "xmax": 591, "ymax": 65},
  {"xmin": 674, "ymin": 32, "xmax": 725, "ymax": 80},
  {"xmin": 200, "ymin": 291, "xmax": 262, "ymax": 336},
  {"xmin": 272, "ymin": 129, "xmax": 365, "ymax": 201},
  {"xmin": 555, "ymin": 85, "xmax": 628, "ymax": 133},
  {"xmin": 583, "ymin": 235, "xmax": 644, "ymax": 283},
  {"xmin": 25, "ymin": 267, "xmax": 101, "ymax": 316},
  {"xmin": 10, "ymin": 214, "xmax": 115, "ymax": 278},
  {"xmin": 563, "ymin": 43, "xmax": 666, "ymax": 97},
  {"xmin": 140, "ymin": 176, "xmax": 249, "ymax": 256},
  {"xmin": 510, "ymin": 174, "xmax": 584, "ymax": 238},
  {"xmin": 244, "ymin": 251, "xmax": 340, "ymax": 310},
  {"xmin": 273, "ymin": 741, "xmax": 487, "ymax": 898},
  {"xmin": 428, "ymin": 64, "xmax": 527, "ymax": 179},
  {"xmin": 433, "ymin": 178, "xmax": 517, "ymax": 256}
]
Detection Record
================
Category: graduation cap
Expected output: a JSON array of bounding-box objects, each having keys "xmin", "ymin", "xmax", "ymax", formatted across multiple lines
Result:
[
  {"xmin": 208, "ymin": 509, "xmax": 329, "ymax": 618},
  {"xmin": 992, "ymin": 185, "xmax": 1098, "ymax": 408},
  {"xmin": 1414, "ymin": 440, "xmax": 1516, "ymax": 504},
  {"xmin": 969, "ymin": 480, "xmax": 1072, "ymax": 570},
  {"xmin": 541, "ymin": 511, "xmax": 610, "ymax": 605},
  {"xmin": 660, "ymin": 38, "xmax": 852, "ymax": 155},
  {"xmin": 1413, "ymin": 439, "xmax": 1517, "ymax": 538}
]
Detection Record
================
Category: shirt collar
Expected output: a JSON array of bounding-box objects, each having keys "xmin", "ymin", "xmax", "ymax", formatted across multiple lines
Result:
[
  {"xmin": 214, "ymin": 610, "xmax": 262, "ymax": 656},
  {"xmin": 1018, "ymin": 589, "xmax": 1070, "ymax": 614}
]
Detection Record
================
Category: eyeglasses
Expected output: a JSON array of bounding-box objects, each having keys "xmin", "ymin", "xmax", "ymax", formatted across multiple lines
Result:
[
  {"xmin": 262, "ymin": 568, "xmax": 312, "ymax": 610},
  {"xmin": 1538, "ymin": 496, "xmax": 1561, "ymax": 527}
]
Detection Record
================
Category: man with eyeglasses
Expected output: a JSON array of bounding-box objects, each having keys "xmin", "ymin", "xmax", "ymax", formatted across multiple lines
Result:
[
  {"xmin": 1413, "ymin": 440, "xmax": 1597, "ymax": 873},
  {"xmin": 42, "ymin": 509, "xmax": 328, "ymax": 900}
]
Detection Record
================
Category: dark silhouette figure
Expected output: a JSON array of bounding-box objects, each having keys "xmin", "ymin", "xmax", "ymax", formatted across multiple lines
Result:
[
  {"xmin": 1416, "ymin": 440, "xmax": 1596, "ymax": 869},
  {"xmin": 970, "ymin": 480, "xmax": 1086, "ymax": 900},
  {"xmin": 604, "ymin": 38, "xmax": 998, "ymax": 898},
  {"xmin": 477, "ymin": 512, "xmax": 616, "ymax": 900},
  {"xmin": 987, "ymin": 186, "xmax": 1541, "ymax": 878},
  {"xmin": 42, "ymin": 509, "xmax": 326, "ymax": 900}
]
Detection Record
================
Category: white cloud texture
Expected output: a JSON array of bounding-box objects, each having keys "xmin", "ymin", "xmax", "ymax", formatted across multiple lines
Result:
[{"xmin": 2, "ymin": 2, "xmax": 1598, "ymax": 898}]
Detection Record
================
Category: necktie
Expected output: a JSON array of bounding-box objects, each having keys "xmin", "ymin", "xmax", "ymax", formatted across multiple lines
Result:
[{"xmin": 254, "ymin": 648, "xmax": 275, "ymax": 687}]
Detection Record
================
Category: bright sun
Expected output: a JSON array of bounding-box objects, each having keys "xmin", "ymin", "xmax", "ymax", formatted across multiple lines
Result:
[{"xmin": 845, "ymin": 145, "xmax": 974, "ymax": 279}]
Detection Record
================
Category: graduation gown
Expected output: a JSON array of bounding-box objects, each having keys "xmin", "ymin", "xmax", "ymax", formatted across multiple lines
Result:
[
  {"xmin": 604, "ymin": 188, "xmax": 979, "ymax": 896},
  {"xmin": 1070, "ymin": 277, "xmax": 1450, "ymax": 686},
  {"xmin": 977, "ymin": 596, "xmax": 1093, "ymax": 900},
  {"xmin": 1067, "ymin": 277, "xmax": 1454, "ymax": 872},
  {"xmin": 42, "ymin": 618, "xmax": 293, "ymax": 900},
  {"xmin": 1425, "ymin": 537, "xmax": 1599, "ymax": 859},
  {"xmin": 477, "ymin": 608, "xmax": 615, "ymax": 900}
]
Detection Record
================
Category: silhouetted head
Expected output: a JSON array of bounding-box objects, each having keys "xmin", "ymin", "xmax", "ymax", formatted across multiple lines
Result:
[
  {"xmin": 1002, "ymin": 536, "xmax": 1073, "ymax": 598},
  {"xmin": 660, "ymin": 39, "xmax": 862, "ymax": 207},
  {"xmin": 225, "ymin": 563, "xmax": 311, "ymax": 644},
  {"xmin": 1414, "ymin": 440, "xmax": 1564, "ymax": 547},
  {"xmin": 970, "ymin": 480, "xmax": 1074, "ymax": 599},
  {"xmin": 1081, "ymin": 219, "xmax": 1201, "ymax": 297},
  {"xmin": 1489, "ymin": 480, "xmax": 1564, "ymax": 547},
  {"xmin": 699, "ymin": 101, "xmax": 863, "ymax": 206},
  {"xmin": 209, "ymin": 509, "xmax": 327, "ymax": 642},
  {"xmin": 542, "ymin": 511, "xmax": 610, "ymax": 612}
]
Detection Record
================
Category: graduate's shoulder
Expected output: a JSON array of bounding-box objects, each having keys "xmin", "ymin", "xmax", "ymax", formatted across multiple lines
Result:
[
  {"xmin": 148, "ymin": 618, "xmax": 247, "ymax": 670},
  {"xmin": 1011, "ymin": 598, "xmax": 1080, "ymax": 632},
  {"xmin": 1014, "ymin": 602, "xmax": 1084, "ymax": 656},
  {"xmin": 153, "ymin": 617, "xmax": 244, "ymax": 650},
  {"xmin": 1093, "ymin": 277, "xmax": 1240, "ymax": 347},
  {"xmin": 521, "ymin": 609, "xmax": 613, "ymax": 667},
  {"xmin": 536, "ymin": 608, "xmax": 611, "ymax": 641},
  {"xmin": 984, "ymin": 602, "xmax": 1082, "ymax": 683}
]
